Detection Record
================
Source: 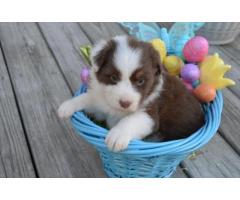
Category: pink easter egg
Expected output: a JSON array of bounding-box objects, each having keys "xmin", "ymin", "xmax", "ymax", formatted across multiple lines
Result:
[
  {"xmin": 183, "ymin": 36, "xmax": 209, "ymax": 62},
  {"xmin": 181, "ymin": 64, "xmax": 200, "ymax": 84},
  {"xmin": 183, "ymin": 80, "xmax": 193, "ymax": 92}
]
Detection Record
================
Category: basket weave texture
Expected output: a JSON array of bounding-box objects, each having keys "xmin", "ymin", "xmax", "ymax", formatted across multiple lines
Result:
[{"xmin": 71, "ymin": 85, "xmax": 223, "ymax": 178}]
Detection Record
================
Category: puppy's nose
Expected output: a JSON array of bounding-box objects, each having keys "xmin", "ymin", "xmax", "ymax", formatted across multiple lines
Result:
[{"xmin": 119, "ymin": 100, "xmax": 132, "ymax": 109}]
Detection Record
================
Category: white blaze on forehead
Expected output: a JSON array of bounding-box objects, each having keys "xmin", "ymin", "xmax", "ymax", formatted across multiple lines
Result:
[{"xmin": 113, "ymin": 36, "xmax": 142, "ymax": 79}]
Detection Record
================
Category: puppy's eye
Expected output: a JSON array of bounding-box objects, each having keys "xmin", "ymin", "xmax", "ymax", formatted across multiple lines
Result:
[
  {"xmin": 110, "ymin": 75, "xmax": 118, "ymax": 83},
  {"xmin": 136, "ymin": 79, "xmax": 145, "ymax": 86}
]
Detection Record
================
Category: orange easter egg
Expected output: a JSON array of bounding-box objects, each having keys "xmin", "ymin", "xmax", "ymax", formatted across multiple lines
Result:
[{"xmin": 193, "ymin": 83, "xmax": 216, "ymax": 103}]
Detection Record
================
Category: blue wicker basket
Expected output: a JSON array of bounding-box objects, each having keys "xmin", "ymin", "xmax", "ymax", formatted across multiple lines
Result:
[{"xmin": 71, "ymin": 84, "xmax": 223, "ymax": 178}]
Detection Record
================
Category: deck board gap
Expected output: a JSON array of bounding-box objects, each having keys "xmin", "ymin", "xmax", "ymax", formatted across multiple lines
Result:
[
  {"xmin": 179, "ymin": 163, "xmax": 192, "ymax": 178},
  {"xmin": 180, "ymin": 163, "xmax": 194, "ymax": 178},
  {"xmin": 77, "ymin": 23, "xmax": 95, "ymax": 44},
  {"xmin": 0, "ymin": 41, "xmax": 39, "ymax": 177},
  {"xmin": 36, "ymin": 22, "xmax": 74, "ymax": 95},
  {"xmin": 218, "ymin": 129, "xmax": 240, "ymax": 156}
]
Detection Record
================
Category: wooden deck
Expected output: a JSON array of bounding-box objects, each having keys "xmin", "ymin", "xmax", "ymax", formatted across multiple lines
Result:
[{"xmin": 0, "ymin": 22, "xmax": 239, "ymax": 178}]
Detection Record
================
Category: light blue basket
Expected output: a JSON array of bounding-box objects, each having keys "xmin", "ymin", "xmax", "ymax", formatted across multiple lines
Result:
[{"xmin": 71, "ymin": 85, "xmax": 223, "ymax": 178}]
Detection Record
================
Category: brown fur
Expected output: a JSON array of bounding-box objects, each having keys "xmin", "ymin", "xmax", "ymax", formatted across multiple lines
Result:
[
  {"xmin": 146, "ymin": 73, "xmax": 204, "ymax": 141},
  {"xmin": 94, "ymin": 40, "xmax": 122, "ymax": 85},
  {"xmin": 129, "ymin": 37, "xmax": 163, "ymax": 103},
  {"xmin": 93, "ymin": 36, "xmax": 204, "ymax": 141},
  {"xmin": 94, "ymin": 37, "xmax": 163, "ymax": 103}
]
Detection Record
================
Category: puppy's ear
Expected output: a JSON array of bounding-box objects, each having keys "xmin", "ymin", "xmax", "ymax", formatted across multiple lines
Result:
[
  {"xmin": 91, "ymin": 39, "xmax": 116, "ymax": 72},
  {"xmin": 149, "ymin": 45, "xmax": 165, "ymax": 76}
]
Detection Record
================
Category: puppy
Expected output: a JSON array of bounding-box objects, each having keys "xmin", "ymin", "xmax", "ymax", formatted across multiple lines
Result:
[{"xmin": 58, "ymin": 35, "xmax": 204, "ymax": 152}]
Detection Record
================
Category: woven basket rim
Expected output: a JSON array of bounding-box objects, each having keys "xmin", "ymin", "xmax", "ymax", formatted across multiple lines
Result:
[{"xmin": 71, "ymin": 85, "xmax": 223, "ymax": 157}]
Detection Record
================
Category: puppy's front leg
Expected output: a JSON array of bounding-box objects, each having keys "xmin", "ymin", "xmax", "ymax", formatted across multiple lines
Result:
[
  {"xmin": 105, "ymin": 111, "xmax": 154, "ymax": 152},
  {"xmin": 58, "ymin": 93, "xmax": 92, "ymax": 118}
]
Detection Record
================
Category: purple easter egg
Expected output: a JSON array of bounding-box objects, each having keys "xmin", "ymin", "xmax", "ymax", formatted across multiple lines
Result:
[
  {"xmin": 181, "ymin": 64, "xmax": 200, "ymax": 84},
  {"xmin": 81, "ymin": 67, "xmax": 90, "ymax": 84}
]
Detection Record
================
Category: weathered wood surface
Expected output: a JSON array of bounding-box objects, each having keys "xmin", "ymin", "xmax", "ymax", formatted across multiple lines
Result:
[
  {"xmin": 38, "ymin": 22, "xmax": 106, "ymax": 177},
  {"xmin": 219, "ymin": 89, "xmax": 240, "ymax": 155},
  {"xmin": 215, "ymin": 38, "xmax": 240, "ymax": 154},
  {"xmin": 171, "ymin": 167, "xmax": 188, "ymax": 178},
  {"xmin": 0, "ymin": 22, "xmax": 239, "ymax": 177},
  {"xmin": 38, "ymin": 22, "xmax": 91, "ymax": 92},
  {"xmin": 208, "ymin": 46, "xmax": 240, "ymax": 155},
  {"xmin": 77, "ymin": 22, "xmax": 240, "ymax": 178},
  {"xmin": 79, "ymin": 22, "xmax": 127, "ymax": 43},
  {"xmin": 228, "ymin": 34, "xmax": 240, "ymax": 51},
  {"xmin": 0, "ymin": 44, "xmax": 36, "ymax": 177},
  {"xmin": 183, "ymin": 133, "xmax": 240, "ymax": 177},
  {"xmin": 0, "ymin": 22, "xmax": 105, "ymax": 177}
]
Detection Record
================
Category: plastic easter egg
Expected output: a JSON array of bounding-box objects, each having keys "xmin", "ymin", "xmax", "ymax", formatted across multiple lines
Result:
[
  {"xmin": 193, "ymin": 83, "xmax": 216, "ymax": 103},
  {"xmin": 181, "ymin": 64, "xmax": 200, "ymax": 84},
  {"xmin": 163, "ymin": 55, "xmax": 184, "ymax": 76},
  {"xmin": 183, "ymin": 36, "xmax": 209, "ymax": 63},
  {"xmin": 150, "ymin": 38, "xmax": 167, "ymax": 63},
  {"xmin": 80, "ymin": 67, "xmax": 90, "ymax": 84},
  {"xmin": 183, "ymin": 80, "xmax": 193, "ymax": 92}
]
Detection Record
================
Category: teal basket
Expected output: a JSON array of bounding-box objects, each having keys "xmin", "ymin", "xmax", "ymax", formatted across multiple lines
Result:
[{"xmin": 71, "ymin": 85, "xmax": 223, "ymax": 178}]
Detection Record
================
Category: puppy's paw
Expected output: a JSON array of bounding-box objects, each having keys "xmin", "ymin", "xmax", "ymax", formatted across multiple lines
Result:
[
  {"xmin": 58, "ymin": 100, "xmax": 76, "ymax": 118},
  {"xmin": 105, "ymin": 128, "xmax": 131, "ymax": 152}
]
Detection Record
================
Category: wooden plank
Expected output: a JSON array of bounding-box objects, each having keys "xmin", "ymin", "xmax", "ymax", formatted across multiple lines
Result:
[
  {"xmin": 77, "ymin": 22, "xmax": 240, "ymax": 178},
  {"xmin": 79, "ymin": 22, "xmax": 126, "ymax": 43},
  {"xmin": 38, "ymin": 22, "xmax": 106, "ymax": 177},
  {"xmin": 0, "ymin": 43, "xmax": 36, "ymax": 177},
  {"xmin": 208, "ymin": 45, "xmax": 240, "ymax": 154},
  {"xmin": 0, "ymin": 22, "xmax": 105, "ymax": 177},
  {"xmin": 182, "ymin": 133, "xmax": 240, "ymax": 177},
  {"xmin": 38, "ymin": 22, "xmax": 91, "ymax": 92},
  {"xmin": 171, "ymin": 167, "xmax": 188, "ymax": 178},
  {"xmin": 228, "ymin": 34, "xmax": 240, "ymax": 51},
  {"xmin": 219, "ymin": 89, "xmax": 240, "ymax": 154}
]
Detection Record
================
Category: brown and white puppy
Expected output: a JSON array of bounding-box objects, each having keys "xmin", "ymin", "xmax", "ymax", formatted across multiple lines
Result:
[{"xmin": 58, "ymin": 35, "xmax": 204, "ymax": 152}]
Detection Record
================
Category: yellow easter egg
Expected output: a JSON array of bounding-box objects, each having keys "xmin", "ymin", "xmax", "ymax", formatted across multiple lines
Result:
[
  {"xmin": 163, "ymin": 56, "xmax": 184, "ymax": 76},
  {"xmin": 150, "ymin": 39, "xmax": 167, "ymax": 63}
]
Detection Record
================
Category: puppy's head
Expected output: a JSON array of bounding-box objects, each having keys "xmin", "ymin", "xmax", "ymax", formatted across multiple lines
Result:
[{"xmin": 90, "ymin": 35, "xmax": 163, "ymax": 113}]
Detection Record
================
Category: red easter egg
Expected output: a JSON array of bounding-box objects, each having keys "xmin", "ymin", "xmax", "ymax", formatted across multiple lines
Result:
[
  {"xmin": 183, "ymin": 36, "xmax": 209, "ymax": 63},
  {"xmin": 193, "ymin": 83, "xmax": 216, "ymax": 103}
]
